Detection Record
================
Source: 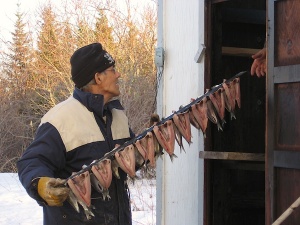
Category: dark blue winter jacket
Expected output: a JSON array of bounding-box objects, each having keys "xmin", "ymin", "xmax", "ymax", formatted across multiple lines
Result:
[{"xmin": 17, "ymin": 88, "xmax": 134, "ymax": 225}]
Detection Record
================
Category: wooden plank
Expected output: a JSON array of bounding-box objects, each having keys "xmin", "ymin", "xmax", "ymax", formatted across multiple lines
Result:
[
  {"xmin": 222, "ymin": 47, "xmax": 260, "ymax": 57},
  {"xmin": 211, "ymin": 0, "xmax": 229, "ymax": 4},
  {"xmin": 199, "ymin": 151, "xmax": 265, "ymax": 161},
  {"xmin": 275, "ymin": 0, "xmax": 300, "ymax": 67},
  {"xmin": 275, "ymin": 168, "xmax": 300, "ymax": 225},
  {"xmin": 266, "ymin": 0, "xmax": 276, "ymax": 223},
  {"xmin": 274, "ymin": 65, "xmax": 300, "ymax": 83}
]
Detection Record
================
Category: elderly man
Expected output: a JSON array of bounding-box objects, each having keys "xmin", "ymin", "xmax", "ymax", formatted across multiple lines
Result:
[{"xmin": 17, "ymin": 43, "xmax": 134, "ymax": 225}]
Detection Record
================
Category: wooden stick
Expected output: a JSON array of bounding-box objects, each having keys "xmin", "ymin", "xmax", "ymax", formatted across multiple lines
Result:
[
  {"xmin": 272, "ymin": 196, "xmax": 300, "ymax": 225},
  {"xmin": 199, "ymin": 151, "xmax": 265, "ymax": 161},
  {"xmin": 65, "ymin": 71, "xmax": 248, "ymax": 182}
]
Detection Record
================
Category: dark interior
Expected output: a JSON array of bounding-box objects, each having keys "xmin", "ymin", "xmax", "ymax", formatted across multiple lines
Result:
[{"xmin": 207, "ymin": 1, "xmax": 266, "ymax": 224}]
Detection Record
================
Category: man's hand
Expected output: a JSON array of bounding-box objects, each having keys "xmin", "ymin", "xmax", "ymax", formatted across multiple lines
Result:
[
  {"xmin": 250, "ymin": 48, "xmax": 266, "ymax": 77},
  {"xmin": 38, "ymin": 177, "xmax": 70, "ymax": 206}
]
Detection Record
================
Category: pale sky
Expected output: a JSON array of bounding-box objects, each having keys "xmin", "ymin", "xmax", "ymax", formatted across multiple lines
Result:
[
  {"xmin": 0, "ymin": 0, "xmax": 49, "ymax": 42},
  {"xmin": 0, "ymin": 0, "xmax": 155, "ymax": 52}
]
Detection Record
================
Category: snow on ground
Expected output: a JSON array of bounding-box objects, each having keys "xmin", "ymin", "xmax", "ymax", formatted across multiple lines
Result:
[{"xmin": 0, "ymin": 173, "xmax": 156, "ymax": 225}]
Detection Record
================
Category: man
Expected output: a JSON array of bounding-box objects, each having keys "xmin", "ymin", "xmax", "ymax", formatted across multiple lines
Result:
[{"xmin": 17, "ymin": 43, "xmax": 134, "ymax": 225}]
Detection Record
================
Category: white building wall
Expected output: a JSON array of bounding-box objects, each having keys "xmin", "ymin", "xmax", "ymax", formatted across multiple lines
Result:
[{"xmin": 156, "ymin": 0, "xmax": 205, "ymax": 224}]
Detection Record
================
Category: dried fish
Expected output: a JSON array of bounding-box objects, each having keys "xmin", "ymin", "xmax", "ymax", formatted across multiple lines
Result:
[
  {"xmin": 111, "ymin": 159, "xmax": 120, "ymax": 179},
  {"xmin": 135, "ymin": 137, "xmax": 148, "ymax": 162},
  {"xmin": 153, "ymin": 120, "xmax": 177, "ymax": 161},
  {"xmin": 90, "ymin": 173, "xmax": 111, "ymax": 201},
  {"xmin": 134, "ymin": 145, "xmax": 145, "ymax": 168},
  {"xmin": 145, "ymin": 132, "xmax": 156, "ymax": 167},
  {"xmin": 173, "ymin": 121, "xmax": 185, "ymax": 153},
  {"xmin": 146, "ymin": 114, "xmax": 164, "ymax": 160},
  {"xmin": 189, "ymin": 108, "xmax": 201, "ymax": 130},
  {"xmin": 173, "ymin": 110, "xmax": 192, "ymax": 145},
  {"xmin": 91, "ymin": 159, "xmax": 112, "ymax": 200},
  {"xmin": 191, "ymin": 97, "xmax": 208, "ymax": 137},
  {"xmin": 67, "ymin": 189, "xmax": 95, "ymax": 220},
  {"xmin": 228, "ymin": 80, "xmax": 237, "ymax": 111},
  {"xmin": 91, "ymin": 159, "xmax": 112, "ymax": 190},
  {"xmin": 152, "ymin": 131, "xmax": 164, "ymax": 160},
  {"xmin": 222, "ymin": 79, "xmax": 236, "ymax": 119},
  {"xmin": 67, "ymin": 171, "xmax": 92, "ymax": 207},
  {"xmin": 233, "ymin": 77, "xmax": 241, "ymax": 108},
  {"xmin": 135, "ymin": 131, "xmax": 156, "ymax": 167},
  {"xmin": 67, "ymin": 189, "xmax": 80, "ymax": 213},
  {"xmin": 209, "ymin": 87, "xmax": 226, "ymax": 125},
  {"xmin": 206, "ymin": 97, "xmax": 223, "ymax": 131},
  {"xmin": 115, "ymin": 144, "xmax": 136, "ymax": 178},
  {"xmin": 79, "ymin": 199, "xmax": 95, "ymax": 220}
]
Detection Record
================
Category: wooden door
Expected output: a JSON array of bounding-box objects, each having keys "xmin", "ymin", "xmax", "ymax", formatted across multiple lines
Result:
[{"xmin": 266, "ymin": 0, "xmax": 300, "ymax": 224}]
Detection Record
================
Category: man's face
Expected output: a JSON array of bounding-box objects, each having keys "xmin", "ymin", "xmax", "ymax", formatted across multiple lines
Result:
[{"xmin": 99, "ymin": 66, "xmax": 121, "ymax": 99}]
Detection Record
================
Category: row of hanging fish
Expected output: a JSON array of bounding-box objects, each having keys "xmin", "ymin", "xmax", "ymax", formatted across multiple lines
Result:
[{"xmin": 65, "ymin": 73, "xmax": 243, "ymax": 219}]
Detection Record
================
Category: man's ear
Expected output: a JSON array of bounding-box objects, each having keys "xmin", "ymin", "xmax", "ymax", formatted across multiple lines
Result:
[{"xmin": 95, "ymin": 72, "xmax": 102, "ymax": 84}]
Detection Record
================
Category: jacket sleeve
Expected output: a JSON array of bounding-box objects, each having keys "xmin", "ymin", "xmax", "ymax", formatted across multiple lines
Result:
[{"xmin": 17, "ymin": 122, "xmax": 67, "ymax": 203}]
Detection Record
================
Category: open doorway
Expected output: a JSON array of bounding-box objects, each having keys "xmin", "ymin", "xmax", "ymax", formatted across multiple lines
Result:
[{"xmin": 204, "ymin": 1, "xmax": 266, "ymax": 224}]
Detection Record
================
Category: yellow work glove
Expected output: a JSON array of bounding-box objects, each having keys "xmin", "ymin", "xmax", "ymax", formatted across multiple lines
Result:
[{"xmin": 37, "ymin": 177, "xmax": 70, "ymax": 206}]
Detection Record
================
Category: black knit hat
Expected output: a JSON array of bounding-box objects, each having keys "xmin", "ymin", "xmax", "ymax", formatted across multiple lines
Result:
[{"xmin": 70, "ymin": 43, "xmax": 115, "ymax": 88}]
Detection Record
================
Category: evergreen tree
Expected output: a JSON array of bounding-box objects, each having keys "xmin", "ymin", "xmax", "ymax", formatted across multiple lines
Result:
[
  {"xmin": 0, "ymin": 3, "xmax": 34, "ymax": 172},
  {"xmin": 94, "ymin": 9, "xmax": 116, "ymax": 53},
  {"xmin": 3, "ymin": 3, "xmax": 33, "ymax": 97},
  {"xmin": 35, "ymin": 3, "xmax": 70, "ymax": 110}
]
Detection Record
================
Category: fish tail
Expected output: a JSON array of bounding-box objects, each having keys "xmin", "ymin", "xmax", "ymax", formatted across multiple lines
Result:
[
  {"xmin": 221, "ymin": 119, "xmax": 226, "ymax": 126},
  {"xmin": 230, "ymin": 112, "xmax": 236, "ymax": 120},
  {"xmin": 180, "ymin": 145, "xmax": 186, "ymax": 153},
  {"xmin": 217, "ymin": 123, "xmax": 223, "ymax": 131},
  {"xmin": 170, "ymin": 153, "xmax": 178, "ymax": 162},
  {"xmin": 67, "ymin": 191, "xmax": 80, "ymax": 213}
]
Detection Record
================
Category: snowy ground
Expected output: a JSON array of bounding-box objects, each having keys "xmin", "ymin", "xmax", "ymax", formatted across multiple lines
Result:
[{"xmin": 0, "ymin": 173, "xmax": 156, "ymax": 225}]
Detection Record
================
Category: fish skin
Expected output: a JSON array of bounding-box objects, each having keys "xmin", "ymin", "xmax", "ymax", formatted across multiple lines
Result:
[
  {"xmin": 90, "ymin": 173, "xmax": 111, "ymax": 201},
  {"xmin": 115, "ymin": 144, "xmax": 136, "ymax": 179},
  {"xmin": 234, "ymin": 77, "xmax": 241, "ymax": 108},
  {"xmin": 134, "ymin": 145, "xmax": 145, "ymax": 168},
  {"xmin": 189, "ymin": 109, "xmax": 201, "ymax": 130},
  {"xmin": 222, "ymin": 80, "xmax": 236, "ymax": 120},
  {"xmin": 111, "ymin": 159, "xmax": 120, "ymax": 179},
  {"xmin": 67, "ymin": 189, "xmax": 80, "ymax": 213},
  {"xmin": 173, "ymin": 121, "xmax": 185, "ymax": 153},
  {"xmin": 173, "ymin": 110, "xmax": 192, "ymax": 145},
  {"xmin": 145, "ymin": 131, "xmax": 156, "ymax": 168},
  {"xmin": 206, "ymin": 98, "xmax": 223, "ymax": 131},
  {"xmin": 209, "ymin": 88, "xmax": 226, "ymax": 125},
  {"xmin": 67, "ymin": 171, "xmax": 92, "ymax": 207},
  {"xmin": 67, "ymin": 189, "xmax": 95, "ymax": 220},
  {"xmin": 90, "ymin": 173, "xmax": 103, "ymax": 193},
  {"xmin": 191, "ymin": 97, "xmax": 209, "ymax": 137},
  {"xmin": 91, "ymin": 159, "xmax": 112, "ymax": 190},
  {"xmin": 135, "ymin": 138, "xmax": 148, "ymax": 161},
  {"xmin": 134, "ymin": 131, "xmax": 156, "ymax": 167},
  {"xmin": 153, "ymin": 120, "xmax": 177, "ymax": 162},
  {"xmin": 188, "ymin": 98, "xmax": 201, "ymax": 130},
  {"xmin": 228, "ymin": 80, "xmax": 237, "ymax": 110},
  {"xmin": 76, "ymin": 195, "xmax": 95, "ymax": 220},
  {"xmin": 147, "ymin": 114, "xmax": 164, "ymax": 160},
  {"xmin": 152, "ymin": 131, "xmax": 164, "ymax": 160},
  {"xmin": 91, "ymin": 159, "xmax": 112, "ymax": 200}
]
